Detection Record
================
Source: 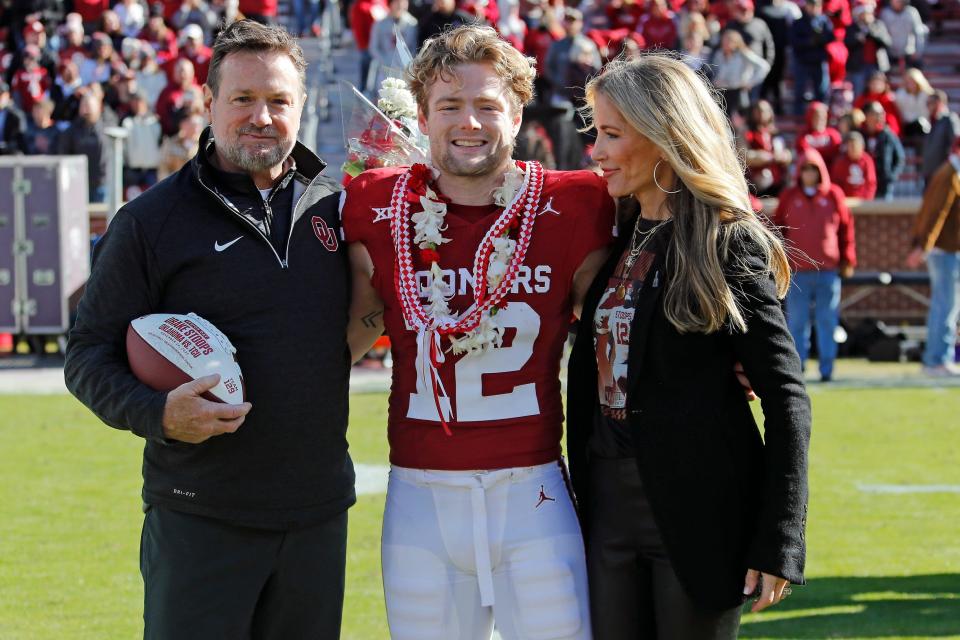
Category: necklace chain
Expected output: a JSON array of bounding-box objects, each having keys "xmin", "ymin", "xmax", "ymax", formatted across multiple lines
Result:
[{"xmin": 624, "ymin": 216, "xmax": 672, "ymax": 271}]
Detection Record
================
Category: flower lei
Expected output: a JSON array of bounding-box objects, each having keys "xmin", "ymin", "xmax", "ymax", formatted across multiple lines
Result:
[{"xmin": 389, "ymin": 159, "xmax": 543, "ymax": 432}]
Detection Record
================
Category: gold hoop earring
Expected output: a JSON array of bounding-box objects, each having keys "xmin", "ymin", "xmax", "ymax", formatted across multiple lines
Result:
[{"xmin": 654, "ymin": 159, "xmax": 681, "ymax": 194}]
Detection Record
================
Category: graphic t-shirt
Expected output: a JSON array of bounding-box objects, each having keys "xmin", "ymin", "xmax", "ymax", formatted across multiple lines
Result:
[{"xmin": 590, "ymin": 217, "xmax": 672, "ymax": 458}]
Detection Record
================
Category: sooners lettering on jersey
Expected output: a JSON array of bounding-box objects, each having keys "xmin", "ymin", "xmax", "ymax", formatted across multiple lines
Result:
[{"xmin": 342, "ymin": 168, "xmax": 615, "ymax": 470}]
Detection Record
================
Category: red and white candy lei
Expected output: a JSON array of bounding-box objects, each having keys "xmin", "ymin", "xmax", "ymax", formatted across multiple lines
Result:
[{"xmin": 388, "ymin": 159, "xmax": 544, "ymax": 431}]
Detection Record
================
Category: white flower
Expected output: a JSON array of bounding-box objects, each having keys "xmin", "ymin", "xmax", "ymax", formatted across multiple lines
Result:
[
  {"xmin": 377, "ymin": 78, "xmax": 417, "ymax": 120},
  {"xmin": 425, "ymin": 263, "xmax": 454, "ymax": 319},
  {"xmin": 486, "ymin": 236, "xmax": 516, "ymax": 292},
  {"xmin": 449, "ymin": 314, "xmax": 505, "ymax": 356},
  {"xmin": 492, "ymin": 163, "xmax": 525, "ymax": 207},
  {"xmin": 412, "ymin": 200, "xmax": 448, "ymax": 248}
]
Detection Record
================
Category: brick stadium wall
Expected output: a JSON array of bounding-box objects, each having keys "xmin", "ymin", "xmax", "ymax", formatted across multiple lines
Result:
[{"xmin": 762, "ymin": 198, "xmax": 930, "ymax": 324}]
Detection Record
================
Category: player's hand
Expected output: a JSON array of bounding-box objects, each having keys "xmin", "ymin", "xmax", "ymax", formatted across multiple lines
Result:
[
  {"xmin": 734, "ymin": 361, "xmax": 757, "ymax": 402},
  {"xmin": 905, "ymin": 247, "xmax": 926, "ymax": 269},
  {"xmin": 744, "ymin": 569, "xmax": 791, "ymax": 612},
  {"xmin": 162, "ymin": 375, "xmax": 252, "ymax": 444},
  {"xmin": 839, "ymin": 263, "xmax": 855, "ymax": 279}
]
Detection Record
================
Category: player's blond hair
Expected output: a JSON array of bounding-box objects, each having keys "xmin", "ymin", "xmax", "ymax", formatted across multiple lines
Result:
[
  {"xmin": 406, "ymin": 25, "xmax": 536, "ymax": 115},
  {"xmin": 581, "ymin": 54, "xmax": 791, "ymax": 334}
]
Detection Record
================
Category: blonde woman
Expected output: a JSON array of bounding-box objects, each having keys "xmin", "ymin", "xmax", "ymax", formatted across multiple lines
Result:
[
  {"xmin": 566, "ymin": 54, "xmax": 810, "ymax": 638},
  {"xmin": 895, "ymin": 67, "xmax": 935, "ymax": 137}
]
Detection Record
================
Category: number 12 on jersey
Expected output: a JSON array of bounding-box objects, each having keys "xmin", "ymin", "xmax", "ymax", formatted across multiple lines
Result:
[{"xmin": 407, "ymin": 303, "xmax": 542, "ymax": 422}]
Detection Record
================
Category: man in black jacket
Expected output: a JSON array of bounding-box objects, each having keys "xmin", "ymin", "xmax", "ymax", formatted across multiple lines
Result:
[
  {"xmin": 0, "ymin": 81, "xmax": 27, "ymax": 154},
  {"xmin": 64, "ymin": 20, "xmax": 354, "ymax": 638}
]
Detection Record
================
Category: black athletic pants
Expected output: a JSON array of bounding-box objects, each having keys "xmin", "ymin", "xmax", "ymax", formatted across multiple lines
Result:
[
  {"xmin": 586, "ymin": 458, "xmax": 742, "ymax": 640},
  {"xmin": 140, "ymin": 505, "xmax": 348, "ymax": 640}
]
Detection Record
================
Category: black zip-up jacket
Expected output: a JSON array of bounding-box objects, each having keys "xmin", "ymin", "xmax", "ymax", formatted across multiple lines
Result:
[{"xmin": 65, "ymin": 128, "xmax": 355, "ymax": 529}]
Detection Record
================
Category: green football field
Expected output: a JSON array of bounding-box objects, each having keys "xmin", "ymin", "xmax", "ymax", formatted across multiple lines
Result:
[{"xmin": 1, "ymin": 388, "xmax": 958, "ymax": 639}]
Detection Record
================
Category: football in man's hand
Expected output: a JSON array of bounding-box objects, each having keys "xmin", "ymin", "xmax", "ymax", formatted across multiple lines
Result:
[{"xmin": 126, "ymin": 313, "xmax": 246, "ymax": 404}]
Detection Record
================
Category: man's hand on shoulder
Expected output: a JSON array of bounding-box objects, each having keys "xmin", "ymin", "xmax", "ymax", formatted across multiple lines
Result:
[{"xmin": 162, "ymin": 375, "xmax": 252, "ymax": 444}]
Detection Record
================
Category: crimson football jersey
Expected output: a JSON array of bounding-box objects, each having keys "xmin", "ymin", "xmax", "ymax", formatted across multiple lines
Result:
[{"xmin": 342, "ymin": 167, "xmax": 615, "ymax": 470}]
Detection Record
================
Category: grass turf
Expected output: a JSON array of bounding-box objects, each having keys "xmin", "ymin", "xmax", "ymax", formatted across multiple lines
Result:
[{"xmin": 0, "ymin": 388, "xmax": 958, "ymax": 639}]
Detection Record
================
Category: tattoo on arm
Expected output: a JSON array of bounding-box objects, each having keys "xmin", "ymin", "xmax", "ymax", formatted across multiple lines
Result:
[{"xmin": 361, "ymin": 310, "xmax": 383, "ymax": 328}]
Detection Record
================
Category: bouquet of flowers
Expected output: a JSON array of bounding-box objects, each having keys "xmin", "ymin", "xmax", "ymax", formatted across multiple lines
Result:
[{"xmin": 340, "ymin": 75, "xmax": 429, "ymax": 179}]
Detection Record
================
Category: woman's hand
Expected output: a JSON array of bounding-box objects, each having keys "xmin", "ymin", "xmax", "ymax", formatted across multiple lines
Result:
[{"xmin": 744, "ymin": 569, "xmax": 791, "ymax": 612}]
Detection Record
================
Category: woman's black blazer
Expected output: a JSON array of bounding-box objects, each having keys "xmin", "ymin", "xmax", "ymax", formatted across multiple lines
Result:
[{"xmin": 566, "ymin": 227, "xmax": 811, "ymax": 611}]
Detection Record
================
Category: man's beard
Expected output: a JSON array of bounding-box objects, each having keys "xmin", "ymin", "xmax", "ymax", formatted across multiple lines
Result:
[
  {"xmin": 432, "ymin": 137, "xmax": 515, "ymax": 178},
  {"xmin": 220, "ymin": 126, "xmax": 294, "ymax": 173}
]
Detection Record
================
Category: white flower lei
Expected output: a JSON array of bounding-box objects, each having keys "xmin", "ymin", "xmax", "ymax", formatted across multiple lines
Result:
[{"xmin": 405, "ymin": 163, "xmax": 531, "ymax": 356}]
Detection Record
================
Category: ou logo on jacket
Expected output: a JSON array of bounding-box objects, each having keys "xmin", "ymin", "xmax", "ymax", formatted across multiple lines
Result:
[{"xmin": 312, "ymin": 216, "xmax": 339, "ymax": 252}]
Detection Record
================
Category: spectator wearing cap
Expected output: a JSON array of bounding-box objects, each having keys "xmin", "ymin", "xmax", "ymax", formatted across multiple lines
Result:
[
  {"xmin": 171, "ymin": 0, "xmax": 219, "ymax": 44},
  {"xmin": 0, "ymin": 81, "xmax": 28, "ymax": 155},
  {"xmin": 775, "ymin": 146, "xmax": 856, "ymax": 382},
  {"xmin": 51, "ymin": 60, "xmax": 83, "ymax": 122},
  {"xmin": 369, "ymin": 0, "xmax": 418, "ymax": 90},
  {"xmin": 56, "ymin": 90, "xmax": 110, "ymax": 202},
  {"xmin": 831, "ymin": 130, "xmax": 878, "ymax": 198},
  {"xmin": 155, "ymin": 57, "xmax": 198, "ymax": 135},
  {"xmin": 17, "ymin": 19, "xmax": 59, "ymax": 80},
  {"xmin": 172, "ymin": 24, "xmax": 213, "ymax": 84},
  {"xmin": 709, "ymin": 29, "xmax": 770, "ymax": 114},
  {"xmin": 79, "ymin": 32, "xmax": 122, "ymax": 86},
  {"xmin": 10, "ymin": 46, "xmax": 51, "ymax": 115},
  {"xmin": 853, "ymin": 70, "xmax": 901, "ymax": 136},
  {"xmin": 545, "ymin": 9, "xmax": 601, "ymax": 105},
  {"xmin": 239, "ymin": 0, "xmax": 279, "ymax": 24},
  {"xmin": 25, "ymin": 98, "xmax": 60, "ymax": 155},
  {"xmin": 138, "ymin": 5, "xmax": 179, "ymax": 66},
  {"xmin": 844, "ymin": 0, "xmax": 891, "ymax": 97},
  {"xmin": 879, "ymin": 0, "xmax": 926, "ymax": 69},
  {"xmin": 797, "ymin": 101, "xmax": 842, "ymax": 166},
  {"xmin": 860, "ymin": 100, "xmax": 905, "ymax": 199},
  {"xmin": 114, "ymin": 0, "xmax": 148, "ymax": 38},
  {"xmin": 121, "ymin": 90, "xmax": 162, "ymax": 195},
  {"xmin": 58, "ymin": 18, "xmax": 89, "ymax": 70},
  {"xmin": 789, "ymin": 0, "xmax": 835, "ymax": 115},
  {"xmin": 921, "ymin": 90, "xmax": 960, "ymax": 185},
  {"xmin": 497, "ymin": 2, "xmax": 528, "ymax": 52},
  {"xmin": 726, "ymin": 0, "xmax": 776, "ymax": 100}
]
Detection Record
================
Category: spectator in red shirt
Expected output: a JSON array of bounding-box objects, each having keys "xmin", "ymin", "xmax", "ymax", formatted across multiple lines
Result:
[
  {"xmin": 138, "ymin": 6, "xmax": 179, "ymax": 66},
  {"xmin": 744, "ymin": 98, "xmax": 793, "ymax": 196},
  {"xmin": 155, "ymin": 57, "xmax": 197, "ymax": 136},
  {"xmin": 797, "ymin": 100, "xmax": 842, "ymax": 166},
  {"xmin": 831, "ymin": 130, "xmax": 877, "ymax": 198},
  {"xmin": 350, "ymin": 0, "xmax": 388, "ymax": 93},
  {"xmin": 606, "ymin": 0, "xmax": 645, "ymax": 31},
  {"xmin": 639, "ymin": 0, "xmax": 679, "ymax": 49},
  {"xmin": 775, "ymin": 147, "xmax": 856, "ymax": 381},
  {"xmin": 853, "ymin": 70, "xmax": 901, "ymax": 136},
  {"xmin": 172, "ymin": 24, "xmax": 212, "ymax": 85},
  {"xmin": 58, "ymin": 17, "xmax": 89, "ymax": 70},
  {"xmin": 11, "ymin": 46, "xmax": 50, "ymax": 114}
]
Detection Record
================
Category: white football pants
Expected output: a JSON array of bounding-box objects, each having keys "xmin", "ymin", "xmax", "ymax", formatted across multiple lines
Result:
[{"xmin": 382, "ymin": 461, "xmax": 592, "ymax": 640}]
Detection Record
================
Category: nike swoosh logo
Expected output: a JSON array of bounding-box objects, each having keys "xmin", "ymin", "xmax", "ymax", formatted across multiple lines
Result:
[{"xmin": 214, "ymin": 236, "xmax": 243, "ymax": 252}]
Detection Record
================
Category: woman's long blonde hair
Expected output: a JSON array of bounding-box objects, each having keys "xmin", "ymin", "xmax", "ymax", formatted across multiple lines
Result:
[{"xmin": 581, "ymin": 54, "xmax": 790, "ymax": 334}]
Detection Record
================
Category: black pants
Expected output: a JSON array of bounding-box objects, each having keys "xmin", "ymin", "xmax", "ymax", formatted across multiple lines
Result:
[
  {"xmin": 586, "ymin": 458, "xmax": 742, "ymax": 640},
  {"xmin": 140, "ymin": 506, "xmax": 347, "ymax": 640}
]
